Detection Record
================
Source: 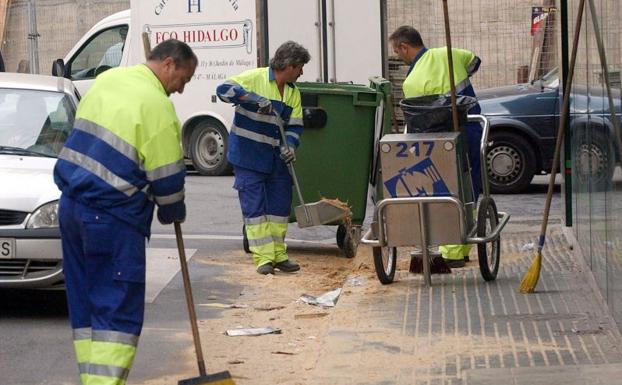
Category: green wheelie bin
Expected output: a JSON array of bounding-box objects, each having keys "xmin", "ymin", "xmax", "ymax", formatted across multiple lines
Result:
[{"xmin": 289, "ymin": 77, "xmax": 393, "ymax": 257}]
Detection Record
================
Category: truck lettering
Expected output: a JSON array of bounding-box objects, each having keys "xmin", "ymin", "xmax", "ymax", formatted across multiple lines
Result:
[
  {"xmin": 182, "ymin": 28, "xmax": 239, "ymax": 44},
  {"xmin": 155, "ymin": 31, "xmax": 179, "ymax": 43},
  {"xmin": 1, "ymin": 241, "xmax": 9, "ymax": 257},
  {"xmin": 154, "ymin": 0, "xmax": 169, "ymax": 16},
  {"xmin": 188, "ymin": 0, "xmax": 202, "ymax": 13}
]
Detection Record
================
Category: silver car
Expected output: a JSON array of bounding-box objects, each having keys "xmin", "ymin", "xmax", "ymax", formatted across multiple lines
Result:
[{"xmin": 0, "ymin": 73, "xmax": 79, "ymax": 288}]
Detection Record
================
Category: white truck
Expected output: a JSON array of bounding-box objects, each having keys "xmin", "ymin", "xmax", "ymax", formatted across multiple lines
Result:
[
  {"xmin": 53, "ymin": 0, "xmax": 384, "ymax": 175},
  {"xmin": 53, "ymin": 0, "xmax": 257, "ymax": 175}
]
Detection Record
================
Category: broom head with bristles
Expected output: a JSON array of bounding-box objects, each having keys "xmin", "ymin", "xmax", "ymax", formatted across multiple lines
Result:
[{"xmin": 519, "ymin": 250, "xmax": 542, "ymax": 293}]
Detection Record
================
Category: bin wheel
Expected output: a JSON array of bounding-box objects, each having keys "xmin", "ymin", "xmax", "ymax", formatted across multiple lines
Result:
[
  {"xmin": 338, "ymin": 225, "xmax": 358, "ymax": 258},
  {"xmin": 336, "ymin": 224, "xmax": 346, "ymax": 249},
  {"xmin": 477, "ymin": 197, "xmax": 500, "ymax": 281},
  {"xmin": 242, "ymin": 225, "xmax": 250, "ymax": 254},
  {"xmin": 373, "ymin": 246, "xmax": 397, "ymax": 284}
]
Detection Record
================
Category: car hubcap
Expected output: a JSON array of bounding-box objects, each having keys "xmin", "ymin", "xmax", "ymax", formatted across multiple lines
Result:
[
  {"xmin": 487, "ymin": 145, "xmax": 522, "ymax": 184},
  {"xmin": 577, "ymin": 143, "xmax": 606, "ymax": 179},
  {"xmin": 196, "ymin": 129, "xmax": 224, "ymax": 169}
]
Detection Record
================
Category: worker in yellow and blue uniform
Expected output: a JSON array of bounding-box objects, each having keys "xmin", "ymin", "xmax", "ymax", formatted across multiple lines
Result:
[
  {"xmin": 217, "ymin": 41, "xmax": 310, "ymax": 275},
  {"xmin": 54, "ymin": 40, "xmax": 197, "ymax": 385},
  {"xmin": 390, "ymin": 26, "xmax": 482, "ymax": 268}
]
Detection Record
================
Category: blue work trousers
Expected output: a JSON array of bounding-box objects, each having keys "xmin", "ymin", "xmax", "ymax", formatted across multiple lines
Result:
[
  {"xmin": 465, "ymin": 121, "xmax": 483, "ymax": 202},
  {"xmin": 59, "ymin": 195, "xmax": 146, "ymax": 336}
]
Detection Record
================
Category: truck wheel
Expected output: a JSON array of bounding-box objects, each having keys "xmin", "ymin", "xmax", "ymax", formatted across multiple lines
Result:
[
  {"xmin": 487, "ymin": 131, "xmax": 536, "ymax": 194},
  {"xmin": 189, "ymin": 120, "xmax": 232, "ymax": 176}
]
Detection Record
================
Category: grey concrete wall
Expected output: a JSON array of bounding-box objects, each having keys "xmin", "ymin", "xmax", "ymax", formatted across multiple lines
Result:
[{"xmin": 1, "ymin": 0, "xmax": 129, "ymax": 74}]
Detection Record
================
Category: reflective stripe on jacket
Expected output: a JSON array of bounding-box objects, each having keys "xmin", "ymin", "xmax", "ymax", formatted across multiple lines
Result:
[
  {"xmin": 216, "ymin": 67, "xmax": 304, "ymax": 174},
  {"xmin": 403, "ymin": 47, "xmax": 482, "ymax": 114},
  {"xmin": 54, "ymin": 64, "xmax": 185, "ymax": 236}
]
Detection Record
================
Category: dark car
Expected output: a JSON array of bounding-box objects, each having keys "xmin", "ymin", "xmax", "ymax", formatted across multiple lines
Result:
[{"xmin": 478, "ymin": 68, "xmax": 620, "ymax": 193}]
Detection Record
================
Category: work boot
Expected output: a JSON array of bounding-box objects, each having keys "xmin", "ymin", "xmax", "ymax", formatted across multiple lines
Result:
[
  {"xmin": 409, "ymin": 253, "xmax": 451, "ymax": 274},
  {"xmin": 274, "ymin": 259, "xmax": 300, "ymax": 272},
  {"xmin": 257, "ymin": 263, "xmax": 275, "ymax": 275},
  {"xmin": 444, "ymin": 258, "xmax": 466, "ymax": 268}
]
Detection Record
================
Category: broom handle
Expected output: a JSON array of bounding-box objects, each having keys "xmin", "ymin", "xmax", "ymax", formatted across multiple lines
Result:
[
  {"xmin": 275, "ymin": 114, "xmax": 311, "ymax": 223},
  {"xmin": 442, "ymin": 0, "xmax": 460, "ymax": 133},
  {"xmin": 539, "ymin": 0, "xmax": 585, "ymax": 250},
  {"xmin": 174, "ymin": 221, "xmax": 207, "ymax": 376}
]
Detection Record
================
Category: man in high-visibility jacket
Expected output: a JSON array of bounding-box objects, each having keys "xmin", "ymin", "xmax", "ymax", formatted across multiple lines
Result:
[
  {"xmin": 54, "ymin": 39, "xmax": 197, "ymax": 385},
  {"xmin": 216, "ymin": 41, "xmax": 310, "ymax": 275},
  {"xmin": 390, "ymin": 26, "xmax": 482, "ymax": 268}
]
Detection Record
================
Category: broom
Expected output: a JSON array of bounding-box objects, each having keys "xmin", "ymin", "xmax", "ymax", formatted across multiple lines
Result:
[
  {"xmin": 519, "ymin": 0, "xmax": 585, "ymax": 293},
  {"xmin": 174, "ymin": 222, "xmax": 236, "ymax": 385}
]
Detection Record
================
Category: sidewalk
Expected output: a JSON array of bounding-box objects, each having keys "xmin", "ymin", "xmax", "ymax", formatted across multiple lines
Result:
[{"xmin": 310, "ymin": 223, "xmax": 622, "ymax": 384}]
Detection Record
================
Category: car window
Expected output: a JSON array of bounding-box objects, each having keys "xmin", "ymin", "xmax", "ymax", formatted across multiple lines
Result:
[
  {"xmin": 0, "ymin": 88, "xmax": 75, "ymax": 157},
  {"xmin": 68, "ymin": 25, "xmax": 128, "ymax": 80},
  {"xmin": 541, "ymin": 68, "xmax": 559, "ymax": 89}
]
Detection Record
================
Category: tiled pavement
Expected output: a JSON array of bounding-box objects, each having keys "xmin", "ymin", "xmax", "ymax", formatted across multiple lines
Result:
[{"xmin": 311, "ymin": 226, "xmax": 622, "ymax": 384}]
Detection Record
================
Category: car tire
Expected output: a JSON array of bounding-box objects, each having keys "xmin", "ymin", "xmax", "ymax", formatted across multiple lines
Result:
[
  {"xmin": 487, "ymin": 131, "xmax": 536, "ymax": 194},
  {"xmin": 188, "ymin": 120, "xmax": 232, "ymax": 176},
  {"xmin": 574, "ymin": 128, "xmax": 615, "ymax": 191}
]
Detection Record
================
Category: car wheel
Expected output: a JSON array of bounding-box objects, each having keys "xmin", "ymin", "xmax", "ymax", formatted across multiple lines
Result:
[
  {"xmin": 487, "ymin": 131, "xmax": 536, "ymax": 194},
  {"xmin": 574, "ymin": 129, "xmax": 615, "ymax": 191},
  {"xmin": 189, "ymin": 120, "xmax": 232, "ymax": 176}
]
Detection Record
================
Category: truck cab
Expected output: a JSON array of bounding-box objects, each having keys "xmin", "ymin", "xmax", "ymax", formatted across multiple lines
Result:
[{"xmin": 56, "ymin": 1, "xmax": 258, "ymax": 176}]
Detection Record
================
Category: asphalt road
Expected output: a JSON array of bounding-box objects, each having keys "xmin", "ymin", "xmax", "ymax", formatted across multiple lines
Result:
[{"xmin": 0, "ymin": 171, "xmax": 563, "ymax": 385}]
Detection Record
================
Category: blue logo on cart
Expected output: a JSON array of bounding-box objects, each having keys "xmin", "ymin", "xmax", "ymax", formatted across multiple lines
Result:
[{"xmin": 384, "ymin": 157, "xmax": 450, "ymax": 198}]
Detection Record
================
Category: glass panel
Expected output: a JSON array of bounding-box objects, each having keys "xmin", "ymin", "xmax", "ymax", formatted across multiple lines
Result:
[
  {"xmin": 68, "ymin": 25, "xmax": 129, "ymax": 80},
  {"xmin": 0, "ymin": 88, "xmax": 75, "ymax": 157}
]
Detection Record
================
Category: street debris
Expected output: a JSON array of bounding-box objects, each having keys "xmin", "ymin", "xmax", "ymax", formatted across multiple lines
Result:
[
  {"xmin": 199, "ymin": 303, "xmax": 249, "ymax": 309},
  {"xmin": 227, "ymin": 359, "xmax": 245, "ymax": 365},
  {"xmin": 271, "ymin": 351, "xmax": 296, "ymax": 355},
  {"xmin": 347, "ymin": 276, "xmax": 364, "ymax": 286},
  {"xmin": 294, "ymin": 312, "xmax": 329, "ymax": 320},
  {"xmin": 521, "ymin": 242, "xmax": 535, "ymax": 252},
  {"xmin": 254, "ymin": 304, "xmax": 286, "ymax": 311},
  {"xmin": 225, "ymin": 327, "xmax": 282, "ymax": 337},
  {"xmin": 299, "ymin": 288, "xmax": 342, "ymax": 308}
]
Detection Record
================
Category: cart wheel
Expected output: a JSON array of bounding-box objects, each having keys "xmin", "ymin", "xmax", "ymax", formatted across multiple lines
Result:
[
  {"xmin": 477, "ymin": 197, "xmax": 500, "ymax": 281},
  {"xmin": 340, "ymin": 225, "xmax": 359, "ymax": 258},
  {"xmin": 336, "ymin": 224, "xmax": 346, "ymax": 249},
  {"xmin": 242, "ymin": 225, "xmax": 250, "ymax": 254},
  {"xmin": 373, "ymin": 247, "xmax": 397, "ymax": 284}
]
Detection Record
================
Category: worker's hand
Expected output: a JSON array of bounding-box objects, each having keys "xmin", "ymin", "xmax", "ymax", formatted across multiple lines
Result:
[
  {"xmin": 157, "ymin": 202, "xmax": 186, "ymax": 225},
  {"xmin": 280, "ymin": 146, "xmax": 296, "ymax": 164},
  {"xmin": 257, "ymin": 97, "xmax": 273, "ymax": 115}
]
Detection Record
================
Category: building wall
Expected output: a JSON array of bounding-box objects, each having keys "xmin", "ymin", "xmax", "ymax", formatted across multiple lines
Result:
[{"xmin": 1, "ymin": 0, "xmax": 129, "ymax": 74}]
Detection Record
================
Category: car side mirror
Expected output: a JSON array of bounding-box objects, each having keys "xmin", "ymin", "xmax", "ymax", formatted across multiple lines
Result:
[{"xmin": 52, "ymin": 59, "xmax": 71, "ymax": 79}]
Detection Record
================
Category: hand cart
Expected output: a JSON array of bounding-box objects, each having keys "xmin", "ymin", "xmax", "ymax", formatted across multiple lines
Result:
[{"xmin": 361, "ymin": 115, "xmax": 510, "ymax": 286}]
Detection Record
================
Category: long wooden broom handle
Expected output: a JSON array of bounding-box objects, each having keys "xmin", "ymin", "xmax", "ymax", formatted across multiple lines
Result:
[{"xmin": 442, "ymin": 0, "xmax": 460, "ymax": 133}]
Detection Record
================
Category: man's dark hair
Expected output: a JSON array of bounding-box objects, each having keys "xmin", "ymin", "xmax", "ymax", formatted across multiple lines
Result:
[
  {"xmin": 389, "ymin": 26, "xmax": 424, "ymax": 48},
  {"xmin": 148, "ymin": 39, "xmax": 198, "ymax": 67},
  {"xmin": 269, "ymin": 41, "xmax": 311, "ymax": 71}
]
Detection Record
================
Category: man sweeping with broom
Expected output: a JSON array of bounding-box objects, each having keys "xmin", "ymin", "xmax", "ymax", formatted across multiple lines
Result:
[{"xmin": 216, "ymin": 41, "xmax": 311, "ymax": 275}]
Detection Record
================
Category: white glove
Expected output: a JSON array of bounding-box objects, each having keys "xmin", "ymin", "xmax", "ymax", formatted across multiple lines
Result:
[{"xmin": 280, "ymin": 146, "xmax": 296, "ymax": 164}]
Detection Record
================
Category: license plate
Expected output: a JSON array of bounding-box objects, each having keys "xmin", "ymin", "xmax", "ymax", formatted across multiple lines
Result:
[{"xmin": 0, "ymin": 238, "xmax": 15, "ymax": 259}]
